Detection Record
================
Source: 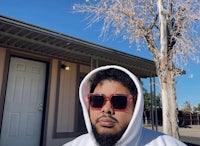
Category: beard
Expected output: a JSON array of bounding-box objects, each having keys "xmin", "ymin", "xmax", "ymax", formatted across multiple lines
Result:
[{"xmin": 92, "ymin": 124, "xmax": 128, "ymax": 146}]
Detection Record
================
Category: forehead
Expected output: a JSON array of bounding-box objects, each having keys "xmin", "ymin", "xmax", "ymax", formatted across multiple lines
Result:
[
  {"xmin": 94, "ymin": 80, "xmax": 131, "ymax": 94},
  {"xmin": 96, "ymin": 79, "xmax": 123, "ymax": 86}
]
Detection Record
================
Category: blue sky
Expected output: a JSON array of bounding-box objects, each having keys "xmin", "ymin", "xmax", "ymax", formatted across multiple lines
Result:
[{"xmin": 0, "ymin": 0, "xmax": 199, "ymax": 108}]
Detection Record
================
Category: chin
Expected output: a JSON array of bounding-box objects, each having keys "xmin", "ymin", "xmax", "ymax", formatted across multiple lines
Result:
[
  {"xmin": 92, "ymin": 124, "xmax": 128, "ymax": 146},
  {"xmin": 97, "ymin": 127, "xmax": 118, "ymax": 135}
]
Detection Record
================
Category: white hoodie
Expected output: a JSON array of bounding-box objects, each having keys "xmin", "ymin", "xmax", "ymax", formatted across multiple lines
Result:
[{"xmin": 63, "ymin": 65, "xmax": 186, "ymax": 146}]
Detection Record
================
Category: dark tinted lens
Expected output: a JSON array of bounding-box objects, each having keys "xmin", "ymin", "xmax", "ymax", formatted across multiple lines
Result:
[
  {"xmin": 111, "ymin": 95, "xmax": 127, "ymax": 109},
  {"xmin": 90, "ymin": 95, "xmax": 105, "ymax": 108}
]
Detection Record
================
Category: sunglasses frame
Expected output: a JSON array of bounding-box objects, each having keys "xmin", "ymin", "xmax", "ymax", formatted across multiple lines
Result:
[{"xmin": 88, "ymin": 93, "xmax": 134, "ymax": 111}]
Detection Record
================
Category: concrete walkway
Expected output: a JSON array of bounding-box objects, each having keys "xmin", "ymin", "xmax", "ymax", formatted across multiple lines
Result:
[
  {"xmin": 179, "ymin": 125, "xmax": 200, "ymax": 145},
  {"xmin": 179, "ymin": 125, "xmax": 200, "ymax": 138}
]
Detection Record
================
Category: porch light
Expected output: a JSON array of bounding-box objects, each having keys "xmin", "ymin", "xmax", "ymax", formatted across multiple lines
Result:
[{"xmin": 61, "ymin": 64, "xmax": 70, "ymax": 71}]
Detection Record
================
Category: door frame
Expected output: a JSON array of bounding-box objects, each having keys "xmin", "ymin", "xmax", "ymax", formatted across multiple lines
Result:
[{"xmin": 0, "ymin": 50, "xmax": 51, "ymax": 146}]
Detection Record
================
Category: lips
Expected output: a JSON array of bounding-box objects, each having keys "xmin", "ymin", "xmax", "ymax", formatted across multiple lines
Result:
[{"xmin": 99, "ymin": 118, "xmax": 116, "ymax": 128}]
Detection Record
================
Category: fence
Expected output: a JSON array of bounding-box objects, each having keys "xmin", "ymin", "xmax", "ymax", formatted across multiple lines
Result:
[
  {"xmin": 144, "ymin": 110, "xmax": 200, "ymax": 126},
  {"xmin": 182, "ymin": 112, "xmax": 200, "ymax": 125}
]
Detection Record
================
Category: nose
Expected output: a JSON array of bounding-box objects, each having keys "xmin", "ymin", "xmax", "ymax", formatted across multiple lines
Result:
[{"xmin": 101, "ymin": 100, "xmax": 114, "ymax": 115}]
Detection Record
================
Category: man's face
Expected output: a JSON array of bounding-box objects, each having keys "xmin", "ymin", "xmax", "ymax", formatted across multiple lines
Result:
[{"xmin": 89, "ymin": 80, "xmax": 135, "ymax": 136}]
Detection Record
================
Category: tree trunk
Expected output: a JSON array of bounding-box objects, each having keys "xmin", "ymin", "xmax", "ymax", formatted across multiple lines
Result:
[
  {"xmin": 158, "ymin": 70, "xmax": 180, "ymax": 139},
  {"xmin": 157, "ymin": 0, "xmax": 180, "ymax": 139},
  {"xmin": 144, "ymin": 111, "xmax": 149, "ymax": 126}
]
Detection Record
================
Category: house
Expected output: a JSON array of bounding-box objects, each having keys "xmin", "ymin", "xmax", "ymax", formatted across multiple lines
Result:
[{"xmin": 0, "ymin": 15, "xmax": 156, "ymax": 146}]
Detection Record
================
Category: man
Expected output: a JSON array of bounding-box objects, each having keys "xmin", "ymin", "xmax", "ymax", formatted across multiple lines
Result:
[{"xmin": 63, "ymin": 65, "xmax": 186, "ymax": 146}]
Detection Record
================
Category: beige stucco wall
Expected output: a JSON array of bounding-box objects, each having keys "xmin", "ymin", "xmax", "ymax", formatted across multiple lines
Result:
[
  {"xmin": 45, "ymin": 59, "xmax": 61, "ymax": 146},
  {"xmin": 46, "ymin": 63, "xmax": 91, "ymax": 146},
  {"xmin": 46, "ymin": 60, "xmax": 78, "ymax": 146},
  {"xmin": 57, "ymin": 62, "xmax": 77, "ymax": 132},
  {"xmin": 0, "ymin": 47, "xmax": 6, "ymax": 95},
  {"xmin": 0, "ymin": 48, "xmax": 90, "ymax": 146},
  {"xmin": 80, "ymin": 64, "xmax": 91, "ymax": 73}
]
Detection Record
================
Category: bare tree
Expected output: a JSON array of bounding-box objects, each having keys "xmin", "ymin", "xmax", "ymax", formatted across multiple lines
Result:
[
  {"xmin": 181, "ymin": 101, "xmax": 192, "ymax": 113},
  {"xmin": 73, "ymin": 0, "xmax": 200, "ymax": 139}
]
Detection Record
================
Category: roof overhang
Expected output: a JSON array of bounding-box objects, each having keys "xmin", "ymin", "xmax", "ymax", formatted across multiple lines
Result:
[{"xmin": 0, "ymin": 15, "xmax": 156, "ymax": 78}]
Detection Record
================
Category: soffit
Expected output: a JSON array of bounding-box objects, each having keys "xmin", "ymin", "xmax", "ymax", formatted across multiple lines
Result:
[{"xmin": 0, "ymin": 15, "xmax": 156, "ymax": 78}]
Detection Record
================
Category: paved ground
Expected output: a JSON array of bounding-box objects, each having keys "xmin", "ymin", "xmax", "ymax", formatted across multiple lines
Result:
[
  {"xmin": 179, "ymin": 125, "xmax": 200, "ymax": 145},
  {"xmin": 179, "ymin": 125, "xmax": 200, "ymax": 138},
  {"xmin": 146, "ymin": 125, "xmax": 200, "ymax": 145}
]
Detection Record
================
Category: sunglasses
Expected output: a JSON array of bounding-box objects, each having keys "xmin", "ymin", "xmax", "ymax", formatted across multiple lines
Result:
[{"xmin": 88, "ymin": 93, "xmax": 134, "ymax": 110}]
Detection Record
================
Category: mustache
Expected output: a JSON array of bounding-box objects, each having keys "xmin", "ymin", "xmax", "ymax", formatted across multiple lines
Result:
[{"xmin": 95, "ymin": 114, "xmax": 118, "ymax": 124}]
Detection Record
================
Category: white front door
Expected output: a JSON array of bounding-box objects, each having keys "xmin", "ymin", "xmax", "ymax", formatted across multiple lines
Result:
[{"xmin": 0, "ymin": 57, "xmax": 46, "ymax": 146}]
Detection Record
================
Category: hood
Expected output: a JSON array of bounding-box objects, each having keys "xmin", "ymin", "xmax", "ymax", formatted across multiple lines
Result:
[{"xmin": 79, "ymin": 65, "xmax": 144, "ymax": 145}]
